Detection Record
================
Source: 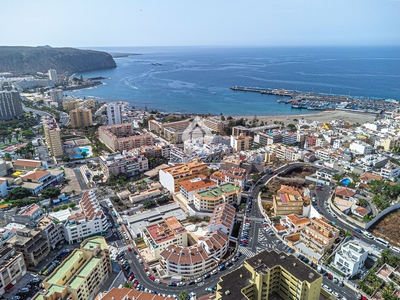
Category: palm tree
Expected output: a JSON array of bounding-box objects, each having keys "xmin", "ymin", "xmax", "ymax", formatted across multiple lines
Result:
[
  {"xmin": 357, "ymin": 198, "xmax": 368, "ymax": 207},
  {"xmin": 178, "ymin": 291, "xmax": 189, "ymax": 300}
]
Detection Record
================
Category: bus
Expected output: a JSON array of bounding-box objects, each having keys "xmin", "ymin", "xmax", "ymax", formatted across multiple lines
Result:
[{"xmin": 375, "ymin": 237, "xmax": 390, "ymax": 247}]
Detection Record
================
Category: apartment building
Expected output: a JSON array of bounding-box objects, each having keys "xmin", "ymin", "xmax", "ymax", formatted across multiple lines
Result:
[
  {"xmin": 210, "ymin": 166, "xmax": 247, "ymax": 188},
  {"xmin": 254, "ymin": 132, "xmax": 282, "ymax": 146},
  {"xmin": 232, "ymin": 124, "xmax": 280, "ymax": 137},
  {"xmin": 63, "ymin": 190, "xmax": 109, "ymax": 244},
  {"xmin": 216, "ymin": 250, "xmax": 323, "ymax": 300},
  {"xmin": 99, "ymin": 152, "xmax": 149, "ymax": 179},
  {"xmin": 142, "ymin": 216, "xmax": 188, "ymax": 259},
  {"xmin": 273, "ymin": 185, "xmax": 306, "ymax": 216},
  {"xmin": 0, "ymin": 90, "xmax": 23, "ymax": 121},
  {"xmin": 179, "ymin": 177, "xmax": 217, "ymax": 202},
  {"xmin": 280, "ymin": 214, "xmax": 310, "ymax": 234},
  {"xmin": 315, "ymin": 149, "xmax": 331, "ymax": 161},
  {"xmin": 282, "ymin": 132, "xmax": 297, "ymax": 145},
  {"xmin": 106, "ymin": 102, "xmax": 124, "ymax": 125},
  {"xmin": 193, "ymin": 182, "xmax": 241, "ymax": 212},
  {"xmin": 32, "ymin": 237, "xmax": 111, "ymax": 300},
  {"xmin": 381, "ymin": 163, "xmax": 400, "ymax": 180},
  {"xmin": 98, "ymin": 123, "xmax": 153, "ymax": 151},
  {"xmin": 6, "ymin": 228, "xmax": 50, "ymax": 267},
  {"xmin": 333, "ymin": 240, "xmax": 368, "ymax": 277},
  {"xmin": 230, "ymin": 135, "xmax": 251, "ymax": 152},
  {"xmin": 38, "ymin": 216, "xmax": 65, "ymax": 249},
  {"xmin": 12, "ymin": 159, "xmax": 48, "ymax": 171},
  {"xmin": 203, "ymin": 116, "xmax": 228, "ymax": 133},
  {"xmin": 11, "ymin": 203, "xmax": 43, "ymax": 227},
  {"xmin": 208, "ymin": 203, "xmax": 236, "ymax": 236},
  {"xmin": 148, "ymin": 119, "xmax": 190, "ymax": 135},
  {"xmin": 350, "ymin": 141, "xmax": 373, "ymax": 155},
  {"xmin": 300, "ymin": 218, "xmax": 339, "ymax": 254},
  {"xmin": 158, "ymin": 158, "xmax": 208, "ymax": 192},
  {"xmin": 43, "ymin": 116, "xmax": 63, "ymax": 157},
  {"xmin": 95, "ymin": 287, "xmax": 174, "ymax": 300},
  {"xmin": 160, "ymin": 230, "xmax": 229, "ymax": 277},
  {"xmin": 49, "ymin": 89, "xmax": 64, "ymax": 104},
  {"xmin": 0, "ymin": 247, "xmax": 27, "ymax": 297},
  {"xmin": 48, "ymin": 68, "xmax": 58, "ymax": 83},
  {"xmin": 69, "ymin": 108, "xmax": 93, "ymax": 128},
  {"xmin": 17, "ymin": 169, "xmax": 64, "ymax": 195},
  {"xmin": 316, "ymin": 167, "xmax": 340, "ymax": 182}
]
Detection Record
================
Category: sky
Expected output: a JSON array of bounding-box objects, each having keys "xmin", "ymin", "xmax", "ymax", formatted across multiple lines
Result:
[{"xmin": 3, "ymin": 0, "xmax": 400, "ymax": 47}]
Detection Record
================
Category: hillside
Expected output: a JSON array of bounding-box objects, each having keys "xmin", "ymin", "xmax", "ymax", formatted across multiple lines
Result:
[{"xmin": 0, "ymin": 46, "xmax": 116, "ymax": 75}]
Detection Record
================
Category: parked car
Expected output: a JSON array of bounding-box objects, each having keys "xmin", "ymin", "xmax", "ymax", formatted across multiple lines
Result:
[
  {"xmin": 177, "ymin": 281, "xmax": 185, "ymax": 286},
  {"xmin": 211, "ymin": 269, "xmax": 218, "ymax": 275},
  {"xmin": 155, "ymin": 279, "xmax": 161, "ymax": 284},
  {"xmin": 195, "ymin": 277, "xmax": 203, "ymax": 283},
  {"xmin": 149, "ymin": 275, "xmax": 156, "ymax": 281},
  {"xmin": 167, "ymin": 282, "xmax": 177, "ymax": 287},
  {"xmin": 187, "ymin": 281, "xmax": 195, "ymax": 285},
  {"xmin": 204, "ymin": 273, "xmax": 211, "ymax": 279}
]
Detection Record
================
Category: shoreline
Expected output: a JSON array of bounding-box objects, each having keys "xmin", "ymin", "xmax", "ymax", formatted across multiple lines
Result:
[{"xmin": 235, "ymin": 110, "xmax": 376, "ymax": 125}]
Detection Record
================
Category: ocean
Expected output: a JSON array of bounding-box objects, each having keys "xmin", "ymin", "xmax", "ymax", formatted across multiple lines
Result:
[{"xmin": 71, "ymin": 46, "xmax": 400, "ymax": 116}]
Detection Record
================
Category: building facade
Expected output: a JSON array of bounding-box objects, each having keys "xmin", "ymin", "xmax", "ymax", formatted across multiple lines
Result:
[
  {"xmin": 193, "ymin": 182, "xmax": 242, "ymax": 212},
  {"xmin": 106, "ymin": 102, "xmax": 124, "ymax": 125},
  {"xmin": 0, "ymin": 247, "xmax": 27, "ymax": 297},
  {"xmin": 69, "ymin": 108, "xmax": 93, "ymax": 128},
  {"xmin": 333, "ymin": 240, "xmax": 368, "ymax": 277},
  {"xmin": 99, "ymin": 152, "xmax": 149, "ymax": 179},
  {"xmin": 300, "ymin": 218, "xmax": 339, "ymax": 254},
  {"xmin": 208, "ymin": 203, "xmax": 236, "ymax": 236},
  {"xmin": 48, "ymin": 68, "xmax": 58, "ymax": 83},
  {"xmin": 0, "ymin": 91, "xmax": 23, "ymax": 121},
  {"xmin": 43, "ymin": 116, "xmax": 63, "ymax": 157}
]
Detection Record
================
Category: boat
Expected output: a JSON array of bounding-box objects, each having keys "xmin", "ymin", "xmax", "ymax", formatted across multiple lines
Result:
[{"xmin": 212, "ymin": 92, "xmax": 217, "ymax": 95}]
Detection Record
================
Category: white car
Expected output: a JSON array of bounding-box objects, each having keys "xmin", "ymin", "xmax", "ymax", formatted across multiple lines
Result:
[
  {"xmin": 211, "ymin": 269, "xmax": 218, "ymax": 275},
  {"xmin": 155, "ymin": 279, "xmax": 161, "ymax": 284},
  {"xmin": 195, "ymin": 277, "xmax": 203, "ymax": 283}
]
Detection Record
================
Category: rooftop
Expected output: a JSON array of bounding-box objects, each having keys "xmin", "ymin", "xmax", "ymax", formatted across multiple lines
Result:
[
  {"xmin": 217, "ymin": 265, "xmax": 252, "ymax": 300},
  {"xmin": 81, "ymin": 236, "xmax": 108, "ymax": 251},
  {"xmin": 47, "ymin": 251, "xmax": 82, "ymax": 285}
]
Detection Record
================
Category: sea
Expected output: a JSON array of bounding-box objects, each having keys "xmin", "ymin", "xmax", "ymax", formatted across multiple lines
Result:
[{"xmin": 71, "ymin": 46, "xmax": 400, "ymax": 116}]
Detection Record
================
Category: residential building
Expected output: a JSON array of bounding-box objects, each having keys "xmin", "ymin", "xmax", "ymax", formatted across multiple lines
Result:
[
  {"xmin": 32, "ymin": 237, "xmax": 111, "ymax": 300},
  {"xmin": 98, "ymin": 123, "xmax": 152, "ymax": 151},
  {"xmin": 333, "ymin": 240, "xmax": 368, "ymax": 277},
  {"xmin": 280, "ymin": 214, "xmax": 310, "ymax": 234},
  {"xmin": 300, "ymin": 218, "xmax": 339, "ymax": 254},
  {"xmin": 282, "ymin": 132, "xmax": 297, "ymax": 145},
  {"xmin": 210, "ymin": 167, "xmax": 248, "ymax": 188},
  {"xmin": 43, "ymin": 116, "xmax": 63, "ymax": 157},
  {"xmin": 148, "ymin": 119, "xmax": 191, "ymax": 141},
  {"xmin": 203, "ymin": 116, "xmax": 228, "ymax": 133},
  {"xmin": 63, "ymin": 190, "xmax": 109, "ymax": 244},
  {"xmin": 179, "ymin": 177, "xmax": 217, "ymax": 202},
  {"xmin": 230, "ymin": 135, "xmax": 251, "ymax": 152},
  {"xmin": 48, "ymin": 68, "xmax": 58, "ymax": 83},
  {"xmin": 160, "ymin": 230, "xmax": 229, "ymax": 277},
  {"xmin": 381, "ymin": 163, "xmax": 400, "ymax": 180},
  {"xmin": 16, "ymin": 169, "xmax": 64, "ymax": 195},
  {"xmin": 38, "ymin": 216, "xmax": 65, "ymax": 249},
  {"xmin": 69, "ymin": 108, "xmax": 93, "ymax": 128},
  {"xmin": 158, "ymin": 158, "xmax": 208, "ymax": 192},
  {"xmin": 254, "ymin": 132, "xmax": 282, "ymax": 146},
  {"xmin": 12, "ymin": 159, "xmax": 48, "ymax": 171},
  {"xmin": 208, "ymin": 203, "xmax": 236, "ymax": 236},
  {"xmin": 99, "ymin": 152, "xmax": 149, "ymax": 179},
  {"xmin": 315, "ymin": 149, "xmax": 331, "ymax": 161},
  {"xmin": 359, "ymin": 172, "xmax": 382, "ymax": 188},
  {"xmin": 232, "ymin": 124, "xmax": 280, "ymax": 137},
  {"xmin": 350, "ymin": 141, "xmax": 373, "ymax": 155},
  {"xmin": 0, "ymin": 90, "xmax": 23, "ymax": 121},
  {"xmin": 0, "ymin": 179, "xmax": 7, "ymax": 197},
  {"xmin": 316, "ymin": 167, "xmax": 340, "ymax": 182},
  {"xmin": 10, "ymin": 203, "xmax": 43, "ymax": 227},
  {"xmin": 49, "ymin": 89, "xmax": 64, "ymax": 104},
  {"xmin": 216, "ymin": 250, "xmax": 323, "ymax": 300},
  {"xmin": 273, "ymin": 185, "xmax": 306, "ymax": 216},
  {"xmin": 335, "ymin": 187, "xmax": 356, "ymax": 200},
  {"xmin": 106, "ymin": 102, "xmax": 124, "ymax": 125},
  {"xmin": 0, "ymin": 247, "xmax": 27, "ymax": 297},
  {"xmin": 95, "ymin": 287, "xmax": 174, "ymax": 300},
  {"xmin": 142, "ymin": 216, "xmax": 188, "ymax": 259},
  {"xmin": 193, "ymin": 182, "xmax": 242, "ymax": 211},
  {"xmin": 6, "ymin": 228, "xmax": 50, "ymax": 267}
]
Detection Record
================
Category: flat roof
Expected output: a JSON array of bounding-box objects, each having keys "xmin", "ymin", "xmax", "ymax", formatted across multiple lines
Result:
[
  {"xmin": 217, "ymin": 265, "xmax": 252, "ymax": 299},
  {"xmin": 81, "ymin": 237, "xmax": 108, "ymax": 250},
  {"xmin": 47, "ymin": 251, "xmax": 82, "ymax": 284},
  {"xmin": 69, "ymin": 276, "xmax": 84, "ymax": 289},
  {"xmin": 45, "ymin": 284, "xmax": 65, "ymax": 297},
  {"xmin": 79, "ymin": 257, "xmax": 100, "ymax": 277}
]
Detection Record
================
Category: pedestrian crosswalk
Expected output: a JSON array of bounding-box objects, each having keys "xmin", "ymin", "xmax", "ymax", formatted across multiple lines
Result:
[
  {"xmin": 118, "ymin": 245, "xmax": 130, "ymax": 252},
  {"xmin": 239, "ymin": 246, "xmax": 255, "ymax": 257}
]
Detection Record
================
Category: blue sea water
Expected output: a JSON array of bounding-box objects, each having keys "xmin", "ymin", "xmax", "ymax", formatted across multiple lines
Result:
[{"xmin": 71, "ymin": 46, "xmax": 400, "ymax": 116}]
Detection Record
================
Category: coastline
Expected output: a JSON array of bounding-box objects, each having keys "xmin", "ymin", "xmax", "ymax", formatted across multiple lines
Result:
[{"xmin": 236, "ymin": 110, "xmax": 376, "ymax": 126}]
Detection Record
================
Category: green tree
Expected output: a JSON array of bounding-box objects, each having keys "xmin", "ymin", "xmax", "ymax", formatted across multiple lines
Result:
[
  {"xmin": 61, "ymin": 204, "xmax": 68, "ymax": 210},
  {"xmin": 69, "ymin": 202, "xmax": 76, "ymax": 208},
  {"xmin": 357, "ymin": 198, "xmax": 368, "ymax": 207},
  {"xmin": 239, "ymin": 203, "xmax": 246, "ymax": 211},
  {"xmin": 3, "ymin": 152, "xmax": 11, "ymax": 161},
  {"xmin": 42, "ymin": 187, "xmax": 61, "ymax": 199},
  {"xmin": 287, "ymin": 123, "xmax": 296, "ymax": 132},
  {"xmin": 6, "ymin": 187, "xmax": 32, "ymax": 200},
  {"xmin": 123, "ymin": 281, "xmax": 133, "ymax": 288},
  {"xmin": 332, "ymin": 174, "xmax": 342, "ymax": 182},
  {"xmin": 178, "ymin": 291, "xmax": 189, "ymax": 300},
  {"xmin": 81, "ymin": 151, "xmax": 88, "ymax": 159}
]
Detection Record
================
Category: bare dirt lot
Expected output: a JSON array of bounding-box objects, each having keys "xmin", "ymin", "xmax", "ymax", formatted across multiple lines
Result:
[
  {"xmin": 267, "ymin": 166, "xmax": 318, "ymax": 192},
  {"xmin": 370, "ymin": 209, "xmax": 400, "ymax": 247}
]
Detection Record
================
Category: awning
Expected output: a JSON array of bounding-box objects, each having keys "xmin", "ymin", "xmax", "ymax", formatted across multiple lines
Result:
[{"xmin": 5, "ymin": 283, "xmax": 14, "ymax": 292}]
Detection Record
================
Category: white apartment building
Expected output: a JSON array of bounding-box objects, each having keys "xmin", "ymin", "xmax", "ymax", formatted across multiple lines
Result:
[
  {"xmin": 0, "ymin": 247, "xmax": 27, "ymax": 297},
  {"xmin": 315, "ymin": 149, "xmax": 331, "ymax": 161},
  {"xmin": 179, "ymin": 178, "xmax": 217, "ymax": 202},
  {"xmin": 48, "ymin": 68, "xmax": 58, "ymax": 83},
  {"xmin": 193, "ymin": 182, "xmax": 241, "ymax": 212},
  {"xmin": 350, "ymin": 141, "xmax": 373, "ymax": 155},
  {"xmin": 63, "ymin": 190, "xmax": 109, "ymax": 244},
  {"xmin": 333, "ymin": 139, "xmax": 344, "ymax": 149},
  {"xmin": 107, "ymin": 102, "xmax": 124, "ymax": 125},
  {"xmin": 381, "ymin": 163, "xmax": 400, "ymax": 180},
  {"xmin": 210, "ymin": 167, "xmax": 248, "ymax": 188},
  {"xmin": 38, "ymin": 217, "xmax": 65, "ymax": 249},
  {"xmin": 282, "ymin": 133, "xmax": 297, "ymax": 145},
  {"xmin": 142, "ymin": 216, "xmax": 188, "ymax": 259},
  {"xmin": 208, "ymin": 203, "xmax": 236, "ymax": 236},
  {"xmin": 333, "ymin": 241, "xmax": 368, "ymax": 277},
  {"xmin": 160, "ymin": 230, "xmax": 229, "ymax": 277}
]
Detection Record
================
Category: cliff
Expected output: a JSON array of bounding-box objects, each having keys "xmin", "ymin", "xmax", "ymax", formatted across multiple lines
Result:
[{"xmin": 0, "ymin": 46, "xmax": 117, "ymax": 75}]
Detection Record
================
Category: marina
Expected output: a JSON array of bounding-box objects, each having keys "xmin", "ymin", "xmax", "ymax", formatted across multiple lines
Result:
[{"xmin": 230, "ymin": 86, "xmax": 399, "ymax": 115}]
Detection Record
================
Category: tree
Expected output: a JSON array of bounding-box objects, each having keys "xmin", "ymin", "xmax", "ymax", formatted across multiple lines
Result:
[
  {"xmin": 332, "ymin": 174, "xmax": 342, "ymax": 182},
  {"xmin": 123, "ymin": 281, "xmax": 133, "ymax": 288},
  {"xmin": 81, "ymin": 151, "xmax": 88, "ymax": 159},
  {"xmin": 69, "ymin": 202, "xmax": 76, "ymax": 208},
  {"xmin": 6, "ymin": 187, "xmax": 32, "ymax": 200},
  {"xmin": 178, "ymin": 291, "xmax": 189, "ymax": 300},
  {"xmin": 3, "ymin": 152, "xmax": 11, "ymax": 161},
  {"xmin": 287, "ymin": 124, "xmax": 296, "ymax": 132},
  {"xmin": 42, "ymin": 187, "xmax": 61, "ymax": 199},
  {"xmin": 239, "ymin": 203, "xmax": 246, "ymax": 211},
  {"xmin": 61, "ymin": 204, "xmax": 68, "ymax": 210},
  {"xmin": 357, "ymin": 198, "xmax": 368, "ymax": 207}
]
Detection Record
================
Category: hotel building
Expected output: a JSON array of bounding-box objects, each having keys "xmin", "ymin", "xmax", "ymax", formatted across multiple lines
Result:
[
  {"xmin": 32, "ymin": 237, "xmax": 111, "ymax": 300},
  {"xmin": 193, "ymin": 182, "xmax": 241, "ymax": 212},
  {"xmin": 216, "ymin": 250, "xmax": 323, "ymax": 300},
  {"xmin": 69, "ymin": 108, "xmax": 93, "ymax": 128},
  {"xmin": 142, "ymin": 216, "xmax": 188, "ymax": 259},
  {"xmin": 43, "ymin": 116, "xmax": 63, "ymax": 157},
  {"xmin": 300, "ymin": 218, "xmax": 339, "ymax": 254},
  {"xmin": 230, "ymin": 135, "xmax": 251, "ymax": 152},
  {"xmin": 202, "ymin": 116, "xmax": 228, "ymax": 133}
]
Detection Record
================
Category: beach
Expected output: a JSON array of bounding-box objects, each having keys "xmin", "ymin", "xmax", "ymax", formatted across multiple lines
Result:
[{"xmin": 237, "ymin": 110, "xmax": 376, "ymax": 127}]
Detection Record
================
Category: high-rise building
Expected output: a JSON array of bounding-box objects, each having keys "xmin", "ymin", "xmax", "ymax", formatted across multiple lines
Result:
[
  {"xmin": 49, "ymin": 89, "xmax": 64, "ymax": 104},
  {"xmin": 0, "ymin": 90, "xmax": 23, "ymax": 121},
  {"xmin": 69, "ymin": 108, "xmax": 93, "ymax": 128},
  {"xmin": 43, "ymin": 116, "xmax": 63, "ymax": 157},
  {"xmin": 106, "ymin": 102, "xmax": 123, "ymax": 125},
  {"xmin": 48, "ymin": 68, "xmax": 58, "ymax": 84},
  {"xmin": 216, "ymin": 250, "xmax": 324, "ymax": 300}
]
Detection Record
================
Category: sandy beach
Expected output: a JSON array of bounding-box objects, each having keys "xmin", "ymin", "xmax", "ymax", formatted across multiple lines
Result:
[{"xmin": 237, "ymin": 110, "xmax": 376, "ymax": 127}]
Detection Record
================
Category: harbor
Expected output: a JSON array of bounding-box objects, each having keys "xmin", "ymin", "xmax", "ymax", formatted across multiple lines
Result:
[{"xmin": 230, "ymin": 86, "xmax": 399, "ymax": 115}]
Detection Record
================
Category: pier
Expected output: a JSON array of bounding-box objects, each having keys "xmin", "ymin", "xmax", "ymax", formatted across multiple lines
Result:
[{"xmin": 230, "ymin": 86, "xmax": 399, "ymax": 115}]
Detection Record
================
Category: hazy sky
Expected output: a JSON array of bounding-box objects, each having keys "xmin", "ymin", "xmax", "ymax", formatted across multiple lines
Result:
[{"xmin": 4, "ymin": 0, "xmax": 400, "ymax": 47}]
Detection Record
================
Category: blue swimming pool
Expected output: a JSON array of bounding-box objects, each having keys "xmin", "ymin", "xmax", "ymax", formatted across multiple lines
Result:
[
  {"xmin": 73, "ymin": 146, "xmax": 92, "ymax": 159},
  {"xmin": 340, "ymin": 178, "xmax": 351, "ymax": 186}
]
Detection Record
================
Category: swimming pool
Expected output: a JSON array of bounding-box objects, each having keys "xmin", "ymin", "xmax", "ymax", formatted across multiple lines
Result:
[
  {"xmin": 73, "ymin": 146, "xmax": 92, "ymax": 159},
  {"xmin": 340, "ymin": 178, "xmax": 351, "ymax": 186}
]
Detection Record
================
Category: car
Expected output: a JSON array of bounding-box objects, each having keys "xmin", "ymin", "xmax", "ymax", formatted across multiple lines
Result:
[
  {"xmin": 316, "ymin": 187, "xmax": 322, "ymax": 191},
  {"xmin": 149, "ymin": 275, "xmax": 156, "ymax": 281},
  {"xmin": 226, "ymin": 261, "xmax": 233, "ymax": 267},
  {"xmin": 269, "ymin": 233, "xmax": 275, "ymax": 236},
  {"xmin": 273, "ymin": 172, "xmax": 277, "ymax": 175},
  {"xmin": 187, "ymin": 281, "xmax": 195, "ymax": 285},
  {"xmin": 138, "ymin": 259, "xmax": 143, "ymax": 264},
  {"xmin": 352, "ymin": 234, "xmax": 359, "ymax": 238},
  {"xmin": 263, "ymin": 223, "xmax": 269, "ymax": 227},
  {"xmin": 30, "ymin": 278, "xmax": 41, "ymax": 284},
  {"xmin": 333, "ymin": 291, "xmax": 340, "ymax": 297},
  {"xmin": 338, "ymin": 280, "xmax": 344, "ymax": 286},
  {"xmin": 167, "ymin": 282, "xmax": 177, "ymax": 287},
  {"xmin": 146, "ymin": 271, "xmax": 151, "ymax": 277},
  {"xmin": 11, "ymin": 296, "xmax": 21, "ymax": 300},
  {"xmin": 204, "ymin": 273, "xmax": 211, "ymax": 279},
  {"xmin": 177, "ymin": 281, "xmax": 185, "ymax": 286},
  {"xmin": 327, "ymin": 273, "xmax": 333, "ymax": 279},
  {"xmin": 232, "ymin": 256, "xmax": 238, "ymax": 262},
  {"xmin": 276, "ymin": 240, "xmax": 282, "ymax": 244},
  {"xmin": 355, "ymin": 228, "xmax": 362, "ymax": 233},
  {"xmin": 219, "ymin": 264, "xmax": 226, "ymax": 271},
  {"xmin": 241, "ymin": 240, "xmax": 248, "ymax": 243},
  {"xmin": 211, "ymin": 269, "xmax": 218, "ymax": 275},
  {"xmin": 333, "ymin": 277, "xmax": 338, "ymax": 284},
  {"xmin": 129, "ymin": 274, "xmax": 135, "ymax": 281},
  {"xmin": 127, "ymin": 247, "xmax": 132, "ymax": 251},
  {"xmin": 195, "ymin": 277, "xmax": 203, "ymax": 283},
  {"xmin": 237, "ymin": 251, "xmax": 242, "ymax": 257}
]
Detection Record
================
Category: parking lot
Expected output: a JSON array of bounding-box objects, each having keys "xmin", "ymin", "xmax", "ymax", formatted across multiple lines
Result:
[{"xmin": 4, "ymin": 272, "xmax": 39, "ymax": 300}]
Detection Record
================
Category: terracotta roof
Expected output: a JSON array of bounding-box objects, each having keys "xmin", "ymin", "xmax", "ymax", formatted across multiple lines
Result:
[
  {"xmin": 209, "ymin": 203, "xmax": 236, "ymax": 230},
  {"xmin": 286, "ymin": 214, "xmax": 310, "ymax": 226},
  {"xmin": 95, "ymin": 287, "xmax": 174, "ymax": 300},
  {"xmin": 335, "ymin": 187, "xmax": 356, "ymax": 198},
  {"xmin": 355, "ymin": 206, "xmax": 369, "ymax": 216},
  {"xmin": 180, "ymin": 178, "xmax": 216, "ymax": 192},
  {"xmin": 277, "ymin": 185, "xmax": 302, "ymax": 196},
  {"xmin": 360, "ymin": 172, "xmax": 382, "ymax": 182},
  {"xmin": 20, "ymin": 170, "xmax": 49, "ymax": 181},
  {"xmin": 13, "ymin": 159, "xmax": 42, "ymax": 168},
  {"xmin": 210, "ymin": 171, "xmax": 225, "ymax": 181}
]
